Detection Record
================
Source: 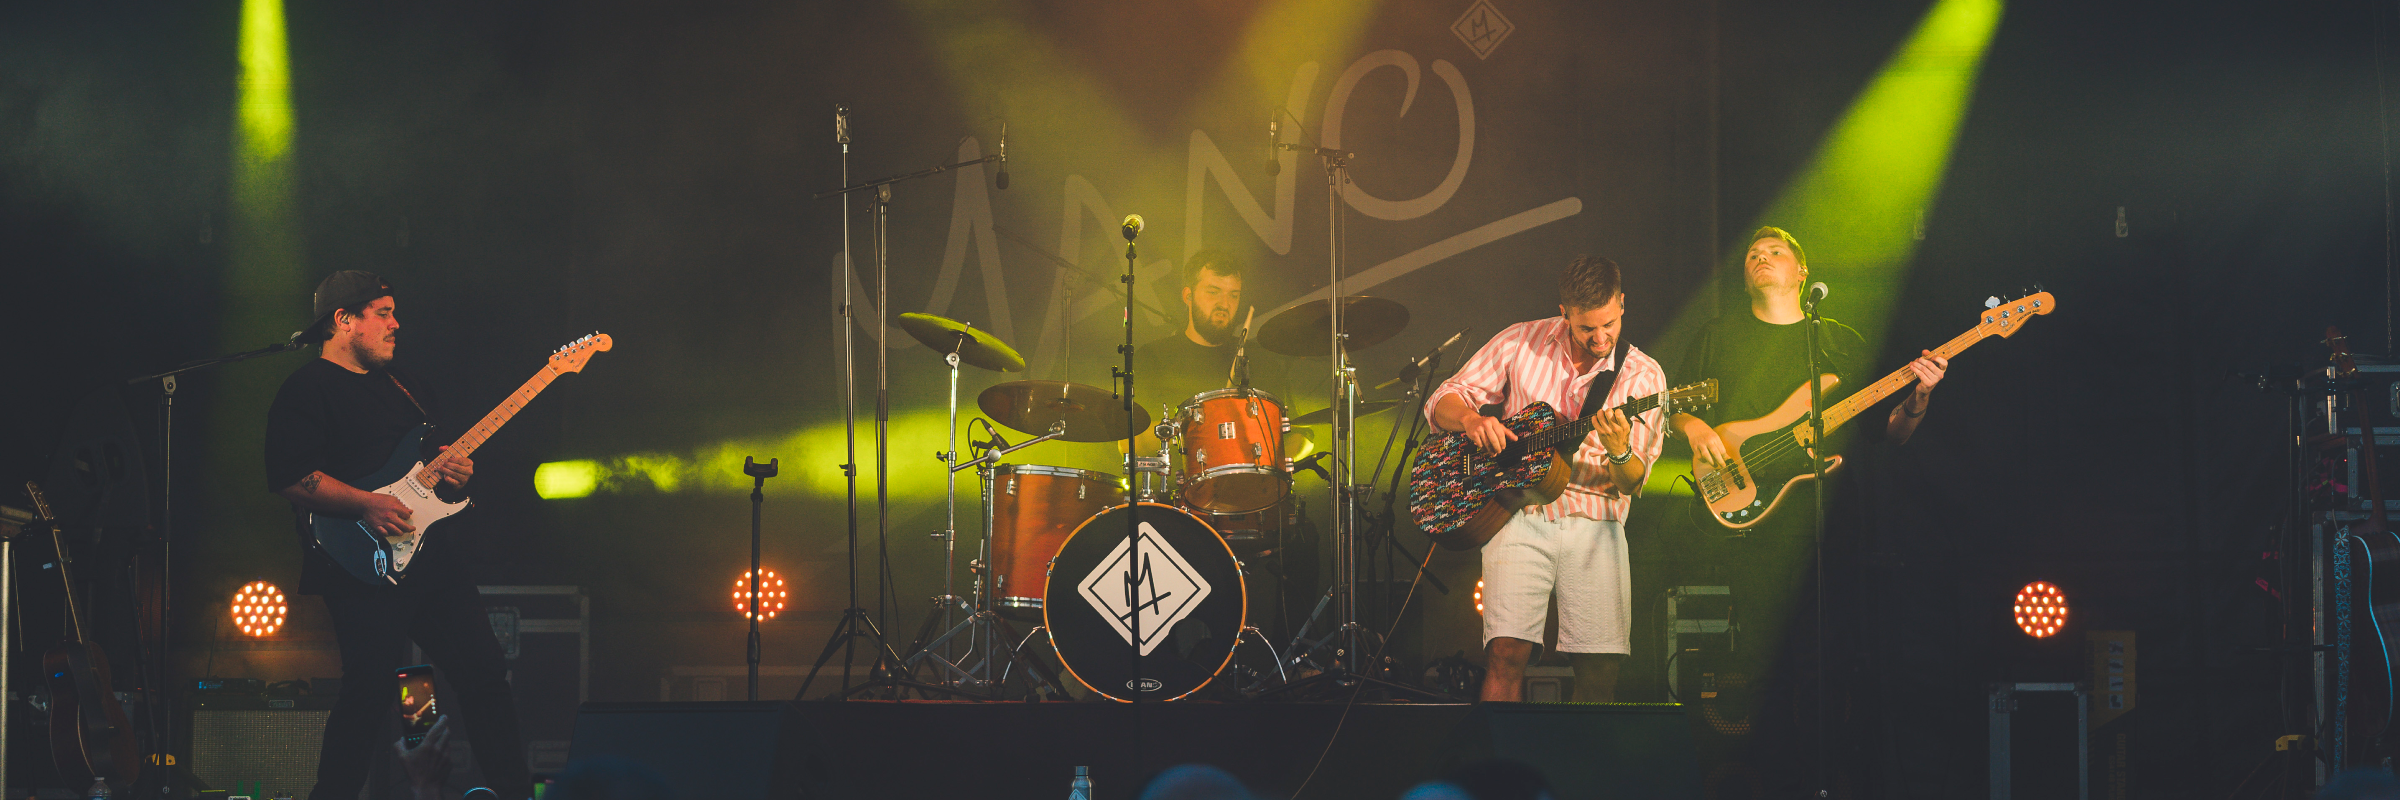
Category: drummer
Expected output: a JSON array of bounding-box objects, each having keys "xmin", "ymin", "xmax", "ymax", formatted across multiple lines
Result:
[{"xmin": 1129, "ymin": 248, "xmax": 1289, "ymax": 457}]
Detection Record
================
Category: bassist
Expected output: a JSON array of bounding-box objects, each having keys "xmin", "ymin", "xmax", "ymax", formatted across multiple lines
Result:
[
  {"xmin": 1666, "ymin": 227, "xmax": 1946, "ymax": 793},
  {"xmin": 263, "ymin": 270, "xmax": 531, "ymax": 800},
  {"xmin": 1426, "ymin": 256, "xmax": 1667, "ymax": 703}
]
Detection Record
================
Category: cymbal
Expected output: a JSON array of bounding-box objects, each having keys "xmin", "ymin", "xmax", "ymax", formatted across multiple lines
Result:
[
  {"xmin": 978, "ymin": 380, "xmax": 1152, "ymax": 443},
  {"xmin": 896, "ymin": 313, "xmax": 1025, "ymax": 372},
  {"xmin": 1255, "ymin": 296, "xmax": 1410, "ymax": 357},
  {"xmin": 1288, "ymin": 399, "xmax": 1405, "ymax": 427}
]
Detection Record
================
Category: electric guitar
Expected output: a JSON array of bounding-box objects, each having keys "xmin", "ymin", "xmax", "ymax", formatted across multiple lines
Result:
[
  {"xmin": 2330, "ymin": 326, "xmax": 2400, "ymax": 749},
  {"xmin": 27, "ymin": 481, "xmax": 139, "ymax": 789},
  {"xmin": 1694, "ymin": 291, "xmax": 2054, "ymax": 529},
  {"xmin": 1409, "ymin": 380, "xmax": 1719, "ymax": 550},
  {"xmin": 311, "ymin": 333, "xmax": 611, "ymax": 584}
]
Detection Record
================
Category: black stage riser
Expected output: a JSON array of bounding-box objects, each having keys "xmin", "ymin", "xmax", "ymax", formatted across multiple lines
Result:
[{"xmin": 568, "ymin": 700, "xmax": 1700, "ymax": 800}]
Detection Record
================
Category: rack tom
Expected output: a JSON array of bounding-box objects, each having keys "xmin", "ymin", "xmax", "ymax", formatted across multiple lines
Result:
[{"xmin": 1175, "ymin": 388, "xmax": 1290, "ymax": 514}]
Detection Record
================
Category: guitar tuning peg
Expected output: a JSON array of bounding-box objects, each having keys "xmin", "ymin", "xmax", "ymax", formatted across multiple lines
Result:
[
  {"xmin": 1985, "ymin": 296, "xmax": 2001, "ymax": 309},
  {"xmin": 2032, "ymin": 281, "xmax": 2046, "ymax": 292}
]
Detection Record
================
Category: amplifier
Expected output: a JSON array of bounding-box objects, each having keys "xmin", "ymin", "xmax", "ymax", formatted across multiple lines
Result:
[
  {"xmin": 2325, "ymin": 360, "xmax": 2400, "ymax": 435},
  {"xmin": 189, "ymin": 708, "xmax": 330, "ymax": 799},
  {"xmin": 478, "ymin": 586, "xmax": 586, "ymax": 774}
]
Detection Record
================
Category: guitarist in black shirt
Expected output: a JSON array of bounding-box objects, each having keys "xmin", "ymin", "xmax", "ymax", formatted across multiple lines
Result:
[{"xmin": 263, "ymin": 271, "xmax": 531, "ymax": 800}]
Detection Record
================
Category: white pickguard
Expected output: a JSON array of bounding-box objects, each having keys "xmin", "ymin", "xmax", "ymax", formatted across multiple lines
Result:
[{"xmin": 373, "ymin": 462, "xmax": 469, "ymax": 575}]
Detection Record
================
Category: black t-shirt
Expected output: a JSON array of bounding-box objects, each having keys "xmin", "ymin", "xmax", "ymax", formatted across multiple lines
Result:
[
  {"xmin": 264, "ymin": 358, "xmax": 461, "ymax": 592},
  {"xmin": 1132, "ymin": 330, "xmax": 1302, "ymax": 440},
  {"xmin": 1680, "ymin": 311, "xmax": 1874, "ymax": 433}
]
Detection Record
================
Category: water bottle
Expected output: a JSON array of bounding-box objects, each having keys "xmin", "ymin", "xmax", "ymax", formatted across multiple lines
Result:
[
  {"xmin": 1068, "ymin": 766, "xmax": 1093, "ymax": 800},
  {"xmin": 85, "ymin": 777, "xmax": 110, "ymax": 799}
]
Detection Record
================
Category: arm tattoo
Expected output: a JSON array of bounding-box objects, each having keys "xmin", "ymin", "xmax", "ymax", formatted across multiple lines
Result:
[{"xmin": 299, "ymin": 473, "xmax": 322, "ymax": 494}]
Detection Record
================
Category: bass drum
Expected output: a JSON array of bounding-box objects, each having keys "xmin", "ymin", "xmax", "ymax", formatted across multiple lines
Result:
[{"xmin": 1044, "ymin": 503, "xmax": 1245, "ymax": 702}]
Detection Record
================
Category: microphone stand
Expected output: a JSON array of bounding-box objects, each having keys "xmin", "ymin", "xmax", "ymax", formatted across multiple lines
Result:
[
  {"xmin": 124, "ymin": 336, "xmax": 312, "ymax": 796},
  {"xmin": 1113, "ymin": 221, "xmax": 1144, "ymax": 760},
  {"xmin": 1802, "ymin": 287, "xmax": 1831, "ymax": 798},
  {"xmin": 742, "ymin": 457, "xmax": 778, "ymax": 700},
  {"xmin": 802, "ymin": 120, "xmax": 1002, "ymax": 700}
]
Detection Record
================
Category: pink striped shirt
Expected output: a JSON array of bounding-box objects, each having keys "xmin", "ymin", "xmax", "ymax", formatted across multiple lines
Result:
[{"xmin": 1425, "ymin": 317, "xmax": 1668, "ymax": 522}]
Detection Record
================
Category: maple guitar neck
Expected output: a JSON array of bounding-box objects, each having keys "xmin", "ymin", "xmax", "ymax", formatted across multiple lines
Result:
[
  {"xmin": 415, "ymin": 364, "xmax": 565, "ymax": 484},
  {"xmin": 1812, "ymin": 323, "xmax": 1985, "ymax": 437}
]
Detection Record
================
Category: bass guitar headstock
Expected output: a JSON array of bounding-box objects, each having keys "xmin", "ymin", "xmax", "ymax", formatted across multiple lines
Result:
[
  {"xmin": 1976, "ymin": 290, "xmax": 2056, "ymax": 340},
  {"xmin": 549, "ymin": 332, "xmax": 614, "ymax": 374}
]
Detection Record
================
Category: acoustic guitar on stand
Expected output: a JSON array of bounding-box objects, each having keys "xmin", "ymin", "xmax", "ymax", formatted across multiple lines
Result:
[{"xmin": 1695, "ymin": 291, "xmax": 2055, "ymax": 530}]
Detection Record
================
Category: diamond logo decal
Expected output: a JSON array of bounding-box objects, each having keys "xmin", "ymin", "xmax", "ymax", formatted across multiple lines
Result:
[
  {"xmin": 1452, "ymin": 0, "xmax": 1514, "ymax": 61},
  {"xmin": 1078, "ymin": 521, "xmax": 1213, "ymax": 656}
]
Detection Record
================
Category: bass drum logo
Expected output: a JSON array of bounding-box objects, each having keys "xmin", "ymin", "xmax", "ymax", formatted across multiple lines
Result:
[{"xmin": 1126, "ymin": 678, "xmax": 1164, "ymax": 693}]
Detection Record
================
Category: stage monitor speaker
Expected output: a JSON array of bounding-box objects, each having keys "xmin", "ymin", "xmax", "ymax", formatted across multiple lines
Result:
[
  {"xmin": 189, "ymin": 708, "xmax": 331, "ymax": 798},
  {"xmin": 1445, "ymin": 702, "xmax": 1702, "ymax": 800},
  {"xmin": 567, "ymin": 702, "xmax": 802, "ymax": 799}
]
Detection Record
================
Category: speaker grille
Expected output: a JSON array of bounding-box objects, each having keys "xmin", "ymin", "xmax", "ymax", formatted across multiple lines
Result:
[{"xmin": 191, "ymin": 709, "xmax": 329, "ymax": 797}]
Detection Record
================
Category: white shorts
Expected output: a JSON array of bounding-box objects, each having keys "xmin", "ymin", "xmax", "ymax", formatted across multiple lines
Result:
[{"xmin": 1479, "ymin": 510, "xmax": 1630, "ymax": 654}]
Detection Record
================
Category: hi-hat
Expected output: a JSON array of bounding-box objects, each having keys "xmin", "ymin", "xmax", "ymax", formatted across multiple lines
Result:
[
  {"xmin": 1255, "ymin": 296, "xmax": 1410, "ymax": 357},
  {"xmin": 978, "ymin": 380, "xmax": 1151, "ymax": 443},
  {"xmin": 896, "ymin": 313, "xmax": 1025, "ymax": 372},
  {"xmin": 1288, "ymin": 399, "xmax": 1405, "ymax": 427}
]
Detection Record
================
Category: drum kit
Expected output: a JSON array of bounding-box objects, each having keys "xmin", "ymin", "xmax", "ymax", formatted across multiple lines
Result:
[
  {"xmin": 826, "ymin": 292, "xmax": 1431, "ymax": 701},
  {"xmin": 800, "ymin": 110, "xmax": 1453, "ymax": 702}
]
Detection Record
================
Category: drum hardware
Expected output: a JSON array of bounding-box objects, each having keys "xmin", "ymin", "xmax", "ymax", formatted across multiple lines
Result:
[
  {"xmin": 1247, "ymin": 126, "xmax": 1443, "ymax": 701},
  {"xmin": 804, "ymin": 113, "xmax": 1007, "ymax": 701}
]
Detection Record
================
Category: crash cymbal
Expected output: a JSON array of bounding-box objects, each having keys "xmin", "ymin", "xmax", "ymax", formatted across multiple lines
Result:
[
  {"xmin": 978, "ymin": 380, "xmax": 1152, "ymax": 443},
  {"xmin": 896, "ymin": 313, "xmax": 1025, "ymax": 372},
  {"xmin": 1288, "ymin": 399, "xmax": 1405, "ymax": 427},
  {"xmin": 1255, "ymin": 296, "xmax": 1410, "ymax": 357}
]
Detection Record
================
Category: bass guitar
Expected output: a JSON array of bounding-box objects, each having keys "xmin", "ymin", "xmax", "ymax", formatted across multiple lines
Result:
[
  {"xmin": 2330, "ymin": 326, "xmax": 2400, "ymax": 752},
  {"xmin": 26, "ymin": 481, "xmax": 139, "ymax": 789},
  {"xmin": 1409, "ymin": 380, "xmax": 1719, "ymax": 550},
  {"xmin": 1695, "ymin": 291, "xmax": 2054, "ymax": 530},
  {"xmin": 312, "ymin": 333, "xmax": 611, "ymax": 584}
]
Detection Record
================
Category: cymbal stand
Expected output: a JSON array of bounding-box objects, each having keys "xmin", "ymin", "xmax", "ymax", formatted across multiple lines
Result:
[
  {"xmin": 804, "ymin": 117, "xmax": 1005, "ymax": 700},
  {"xmin": 1257, "ymin": 135, "xmax": 1441, "ymax": 701},
  {"xmin": 904, "ymin": 422, "xmax": 1072, "ymax": 697}
]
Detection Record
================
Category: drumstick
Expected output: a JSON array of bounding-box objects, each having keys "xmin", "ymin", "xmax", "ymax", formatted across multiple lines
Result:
[{"xmin": 1226, "ymin": 306, "xmax": 1257, "ymax": 389}]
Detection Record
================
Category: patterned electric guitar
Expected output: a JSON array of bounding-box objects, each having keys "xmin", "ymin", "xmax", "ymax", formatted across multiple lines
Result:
[{"xmin": 1409, "ymin": 381, "xmax": 1717, "ymax": 550}]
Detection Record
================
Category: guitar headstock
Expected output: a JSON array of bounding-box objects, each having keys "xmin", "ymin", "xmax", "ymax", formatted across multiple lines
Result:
[
  {"xmin": 22, "ymin": 481, "xmax": 53, "ymax": 523},
  {"xmin": 549, "ymin": 332, "xmax": 614, "ymax": 374},
  {"xmin": 1666, "ymin": 379, "xmax": 1719, "ymax": 415},
  {"xmin": 2328, "ymin": 325, "xmax": 2360, "ymax": 380},
  {"xmin": 1976, "ymin": 290, "xmax": 2056, "ymax": 339}
]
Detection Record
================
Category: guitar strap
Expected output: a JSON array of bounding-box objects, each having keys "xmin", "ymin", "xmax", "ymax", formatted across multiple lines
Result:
[
  {"xmin": 388, "ymin": 373, "xmax": 428, "ymax": 420},
  {"xmin": 1576, "ymin": 336, "xmax": 1633, "ymax": 419}
]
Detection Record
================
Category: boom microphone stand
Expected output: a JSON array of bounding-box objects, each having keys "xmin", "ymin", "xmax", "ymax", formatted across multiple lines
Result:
[
  {"xmin": 801, "ymin": 110, "xmax": 1006, "ymax": 700},
  {"xmin": 125, "ymin": 334, "xmax": 312, "ymax": 794}
]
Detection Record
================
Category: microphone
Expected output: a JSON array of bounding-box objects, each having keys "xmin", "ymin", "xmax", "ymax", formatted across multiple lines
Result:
[
  {"xmin": 1121, "ymin": 214, "xmax": 1145, "ymax": 241},
  {"xmin": 834, "ymin": 104, "xmax": 849, "ymax": 146},
  {"xmin": 1805, "ymin": 281, "xmax": 1830, "ymax": 306},
  {"xmin": 974, "ymin": 428, "xmax": 1011, "ymax": 453},
  {"xmin": 994, "ymin": 122, "xmax": 1010, "ymax": 190},
  {"xmin": 1380, "ymin": 328, "xmax": 1468, "ymax": 389},
  {"xmin": 1266, "ymin": 115, "xmax": 1281, "ymax": 177},
  {"xmin": 282, "ymin": 330, "xmax": 311, "ymax": 351}
]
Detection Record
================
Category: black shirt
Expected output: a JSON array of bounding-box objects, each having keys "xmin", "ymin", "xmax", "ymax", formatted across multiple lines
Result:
[
  {"xmin": 1133, "ymin": 331, "xmax": 1296, "ymax": 421},
  {"xmin": 264, "ymin": 358, "xmax": 461, "ymax": 592},
  {"xmin": 1680, "ymin": 311, "xmax": 1873, "ymax": 432}
]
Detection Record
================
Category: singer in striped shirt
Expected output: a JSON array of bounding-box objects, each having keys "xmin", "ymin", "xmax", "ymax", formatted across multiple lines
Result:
[{"xmin": 1427, "ymin": 255, "xmax": 1666, "ymax": 703}]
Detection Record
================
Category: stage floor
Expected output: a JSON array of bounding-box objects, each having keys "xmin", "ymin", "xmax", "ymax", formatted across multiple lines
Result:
[{"xmin": 568, "ymin": 699, "xmax": 1703, "ymax": 800}]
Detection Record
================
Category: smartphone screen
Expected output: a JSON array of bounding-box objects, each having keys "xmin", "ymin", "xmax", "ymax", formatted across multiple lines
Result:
[{"xmin": 397, "ymin": 664, "xmax": 439, "ymax": 746}]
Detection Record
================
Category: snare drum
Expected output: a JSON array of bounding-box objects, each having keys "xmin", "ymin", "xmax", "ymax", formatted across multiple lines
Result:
[
  {"xmin": 1175, "ymin": 388, "xmax": 1290, "ymax": 514},
  {"xmin": 988, "ymin": 465, "xmax": 1125, "ymax": 617}
]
